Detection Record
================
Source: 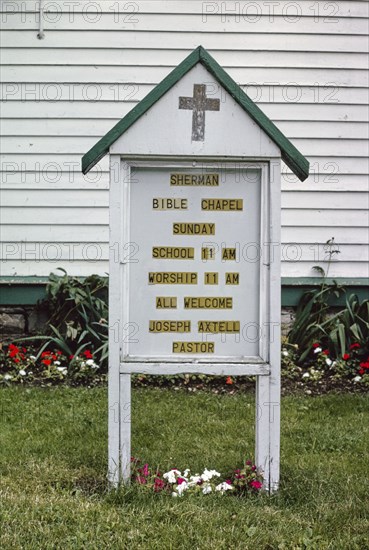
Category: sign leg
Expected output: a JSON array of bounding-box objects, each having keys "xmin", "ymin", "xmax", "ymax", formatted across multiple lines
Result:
[
  {"xmin": 108, "ymin": 345, "xmax": 121, "ymax": 487},
  {"xmin": 255, "ymin": 374, "xmax": 271, "ymax": 491},
  {"xmin": 255, "ymin": 373, "xmax": 280, "ymax": 493},
  {"xmin": 120, "ymin": 373, "xmax": 131, "ymax": 484}
]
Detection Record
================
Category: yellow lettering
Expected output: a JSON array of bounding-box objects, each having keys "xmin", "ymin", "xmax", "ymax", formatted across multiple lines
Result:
[
  {"xmin": 149, "ymin": 320, "xmax": 191, "ymax": 333},
  {"xmin": 198, "ymin": 321, "xmax": 240, "ymax": 333},
  {"xmin": 201, "ymin": 199, "xmax": 243, "ymax": 211},
  {"xmin": 148, "ymin": 272, "xmax": 197, "ymax": 284},
  {"xmin": 184, "ymin": 297, "xmax": 232, "ymax": 309},
  {"xmin": 156, "ymin": 297, "xmax": 177, "ymax": 309},
  {"xmin": 173, "ymin": 223, "xmax": 215, "ymax": 236},
  {"xmin": 222, "ymin": 248, "xmax": 236, "ymax": 261},
  {"xmin": 152, "ymin": 247, "xmax": 194, "ymax": 259},
  {"xmin": 170, "ymin": 173, "xmax": 219, "ymax": 186},
  {"xmin": 201, "ymin": 247, "xmax": 215, "ymax": 260},
  {"xmin": 153, "ymin": 198, "xmax": 188, "ymax": 210},
  {"xmin": 172, "ymin": 342, "xmax": 215, "ymax": 353},
  {"xmin": 204, "ymin": 272, "xmax": 218, "ymax": 285},
  {"xmin": 225, "ymin": 273, "xmax": 239, "ymax": 285}
]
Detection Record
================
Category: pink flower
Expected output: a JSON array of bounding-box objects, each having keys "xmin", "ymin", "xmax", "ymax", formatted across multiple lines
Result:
[
  {"xmin": 154, "ymin": 477, "xmax": 166, "ymax": 492},
  {"xmin": 136, "ymin": 475, "xmax": 147, "ymax": 485},
  {"xmin": 142, "ymin": 463, "xmax": 149, "ymax": 477},
  {"xmin": 250, "ymin": 480, "xmax": 262, "ymax": 490}
]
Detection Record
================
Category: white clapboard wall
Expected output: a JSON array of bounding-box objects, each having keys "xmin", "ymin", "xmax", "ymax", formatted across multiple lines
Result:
[{"xmin": 1, "ymin": 0, "xmax": 368, "ymax": 278}]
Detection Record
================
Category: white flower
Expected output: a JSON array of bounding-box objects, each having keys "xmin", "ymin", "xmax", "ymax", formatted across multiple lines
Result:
[
  {"xmin": 54, "ymin": 361, "xmax": 61, "ymax": 366},
  {"xmin": 201, "ymin": 468, "xmax": 220, "ymax": 482},
  {"xmin": 4, "ymin": 374, "xmax": 12, "ymax": 380},
  {"xmin": 282, "ymin": 350, "xmax": 289, "ymax": 357},
  {"xmin": 326, "ymin": 358, "xmax": 333, "ymax": 366},
  {"xmin": 354, "ymin": 376, "xmax": 362, "ymax": 382},
  {"xmin": 19, "ymin": 370, "xmax": 26, "ymax": 376},
  {"xmin": 171, "ymin": 492, "xmax": 178, "ymax": 498},
  {"xmin": 183, "ymin": 469, "xmax": 190, "ymax": 478},
  {"xmin": 202, "ymin": 484, "xmax": 212, "ymax": 495},
  {"xmin": 30, "ymin": 355, "xmax": 36, "ymax": 361},
  {"xmin": 163, "ymin": 469, "xmax": 181, "ymax": 484},
  {"xmin": 57, "ymin": 367, "xmax": 67, "ymax": 375},
  {"xmin": 302, "ymin": 372, "xmax": 310, "ymax": 378},
  {"xmin": 176, "ymin": 481, "xmax": 188, "ymax": 496},
  {"xmin": 314, "ymin": 347, "xmax": 322, "ymax": 354},
  {"xmin": 215, "ymin": 482, "xmax": 234, "ymax": 493},
  {"xmin": 86, "ymin": 359, "xmax": 94, "ymax": 366},
  {"xmin": 188, "ymin": 475, "xmax": 201, "ymax": 486}
]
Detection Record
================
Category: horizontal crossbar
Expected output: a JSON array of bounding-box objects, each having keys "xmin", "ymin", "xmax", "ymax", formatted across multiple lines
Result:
[{"xmin": 120, "ymin": 363, "xmax": 270, "ymax": 376}]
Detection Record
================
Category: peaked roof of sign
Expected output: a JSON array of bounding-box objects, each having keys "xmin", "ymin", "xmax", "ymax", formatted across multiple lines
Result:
[{"xmin": 82, "ymin": 45, "xmax": 309, "ymax": 181}]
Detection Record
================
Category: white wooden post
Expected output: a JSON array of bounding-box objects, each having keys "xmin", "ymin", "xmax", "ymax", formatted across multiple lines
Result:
[
  {"xmin": 268, "ymin": 160, "xmax": 282, "ymax": 492},
  {"xmin": 120, "ymin": 373, "xmax": 131, "ymax": 483},
  {"xmin": 255, "ymin": 160, "xmax": 281, "ymax": 493},
  {"xmin": 108, "ymin": 155, "xmax": 122, "ymax": 487}
]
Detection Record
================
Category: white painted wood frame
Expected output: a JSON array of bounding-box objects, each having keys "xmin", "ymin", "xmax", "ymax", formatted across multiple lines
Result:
[{"xmin": 108, "ymin": 157, "xmax": 281, "ymax": 491}]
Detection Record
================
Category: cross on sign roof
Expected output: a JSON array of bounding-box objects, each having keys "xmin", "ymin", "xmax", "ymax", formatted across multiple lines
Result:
[{"xmin": 179, "ymin": 84, "xmax": 220, "ymax": 142}]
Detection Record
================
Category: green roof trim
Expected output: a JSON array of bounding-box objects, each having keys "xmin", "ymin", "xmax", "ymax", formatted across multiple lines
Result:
[{"xmin": 82, "ymin": 46, "xmax": 309, "ymax": 181}]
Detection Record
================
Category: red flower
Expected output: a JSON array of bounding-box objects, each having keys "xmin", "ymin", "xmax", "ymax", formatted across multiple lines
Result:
[
  {"xmin": 154, "ymin": 477, "xmax": 166, "ymax": 492},
  {"xmin": 69, "ymin": 355, "xmax": 74, "ymax": 360},
  {"xmin": 312, "ymin": 342, "xmax": 320, "ymax": 349},
  {"xmin": 322, "ymin": 349, "xmax": 330, "ymax": 356},
  {"xmin": 138, "ymin": 463, "xmax": 149, "ymax": 477},
  {"xmin": 13, "ymin": 358, "xmax": 20, "ymax": 363},
  {"xmin": 226, "ymin": 376, "xmax": 233, "ymax": 385},
  {"xmin": 350, "ymin": 343, "xmax": 360, "ymax": 350},
  {"xmin": 177, "ymin": 477, "xmax": 187, "ymax": 485},
  {"xmin": 41, "ymin": 351, "xmax": 51, "ymax": 358},
  {"xmin": 56, "ymin": 350, "xmax": 62, "ymax": 355},
  {"xmin": 8, "ymin": 344, "xmax": 20, "ymax": 358},
  {"xmin": 42, "ymin": 359, "xmax": 52, "ymax": 366},
  {"xmin": 359, "ymin": 361, "xmax": 369, "ymax": 370},
  {"xmin": 342, "ymin": 354, "xmax": 350, "ymax": 361},
  {"xmin": 136, "ymin": 475, "xmax": 147, "ymax": 485},
  {"xmin": 83, "ymin": 350, "xmax": 93, "ymax": 359},
  {"xmin": 250, "ymin": 480, "xmax": 262, "ymax": 490}
]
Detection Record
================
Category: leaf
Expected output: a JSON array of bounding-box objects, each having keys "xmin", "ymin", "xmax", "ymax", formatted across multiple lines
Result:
[{"xmin": 312, "ymin": 266, "xmax": 325, "ymax": 277}]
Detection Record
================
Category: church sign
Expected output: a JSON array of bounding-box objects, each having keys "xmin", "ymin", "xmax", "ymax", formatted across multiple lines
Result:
[{"xmin": 82, "ymin": 46, "xmax": 309, "ymax": 492}]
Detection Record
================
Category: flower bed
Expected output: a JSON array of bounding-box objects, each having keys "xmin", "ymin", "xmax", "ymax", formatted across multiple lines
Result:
[
  {"xmin": 1, "ymin": 340, "xmax": 368, "ymax": 392},
  {"xmin": 0, "ymin": 344, "xmax": 106, "ymax": 386},
  {"xmin": 130, "ymin": 457, "xmax": 263, "ymax": 497}
]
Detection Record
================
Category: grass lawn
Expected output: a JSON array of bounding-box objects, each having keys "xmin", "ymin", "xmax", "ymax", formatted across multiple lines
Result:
[{"xmin": 0, "ymin": 387, "xmax": 368, "ymax": 549}]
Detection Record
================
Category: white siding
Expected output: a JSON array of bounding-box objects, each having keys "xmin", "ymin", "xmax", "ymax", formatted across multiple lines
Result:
[{"xmin": 1, "ymin": 0, "xmax": 368, "ymax": 278}]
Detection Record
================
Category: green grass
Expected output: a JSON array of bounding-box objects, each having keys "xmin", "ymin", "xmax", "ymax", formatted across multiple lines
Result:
[{"xmin": 0, "ymin": 387, "xmax": 368, "ymax": 549}]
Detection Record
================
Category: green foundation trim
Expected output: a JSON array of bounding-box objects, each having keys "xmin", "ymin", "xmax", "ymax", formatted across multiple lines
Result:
[{"xmin": 0, "ymin": 277, "xmax": 367, "ymax": 307}]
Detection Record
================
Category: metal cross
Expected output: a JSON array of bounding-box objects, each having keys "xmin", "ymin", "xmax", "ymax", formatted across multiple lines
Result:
[{"xmin": 179, "ymin": 84, "xmax": 220, "ymax": 141}]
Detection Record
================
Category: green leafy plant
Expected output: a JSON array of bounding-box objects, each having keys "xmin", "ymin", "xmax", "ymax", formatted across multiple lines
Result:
[
  {"xmin": 324, "ymin": 294, "xmax": 369, "ymax": 357},
  {"xmin": 34, "ymin": 269, "xmax": 109, "ymax": 369},
  {"xmin": 288, "ymin": 238, "xmax": 344, "ymax": 363}
]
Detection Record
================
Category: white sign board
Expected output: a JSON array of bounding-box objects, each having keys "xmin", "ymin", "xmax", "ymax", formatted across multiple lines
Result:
[{"xmin": 125, "ymin": 165, "xmax": 265, "ymax": 364}]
